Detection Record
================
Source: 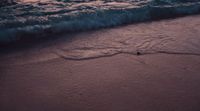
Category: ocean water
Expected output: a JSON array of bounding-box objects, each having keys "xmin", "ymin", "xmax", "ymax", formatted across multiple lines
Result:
[{"xmin": 0, "ymin": 0, "xmax": 200, "ymax": 43}]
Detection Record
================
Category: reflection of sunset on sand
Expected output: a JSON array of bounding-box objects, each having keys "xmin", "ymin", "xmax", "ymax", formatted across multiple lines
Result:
[{"xmin": 1, "ymin": 15, "xmax": 200, "ymax": 111}]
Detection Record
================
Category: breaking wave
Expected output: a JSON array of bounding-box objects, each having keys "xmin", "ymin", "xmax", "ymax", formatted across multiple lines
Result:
[{"xmin": 0, "ymin": 0, "xmax": 200, "ymax": 43}]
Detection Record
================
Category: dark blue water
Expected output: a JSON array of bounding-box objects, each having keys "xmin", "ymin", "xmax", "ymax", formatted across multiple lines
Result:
[{"xmin": 0, "ymin": 0, "xmax": 200, "ymax": 43}]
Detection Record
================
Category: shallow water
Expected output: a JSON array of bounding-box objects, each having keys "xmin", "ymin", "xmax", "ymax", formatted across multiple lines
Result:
[
  {"xmin": 1, "ymin": 15, "xmax": 200, "ymax": 64},
  {"xmin": 0, "ymin": 0, "xmax": 200, "ymax": 43}
]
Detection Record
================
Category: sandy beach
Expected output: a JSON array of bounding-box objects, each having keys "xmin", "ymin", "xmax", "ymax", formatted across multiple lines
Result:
[{"xmin": 1, "ymin": 15, "xmax": 200, "ymax": 111}]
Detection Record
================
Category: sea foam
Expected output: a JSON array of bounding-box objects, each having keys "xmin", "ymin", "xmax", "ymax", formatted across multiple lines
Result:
[{"xmin": 0, "ymin": 0, "xmax": 200, "ymax": 43}]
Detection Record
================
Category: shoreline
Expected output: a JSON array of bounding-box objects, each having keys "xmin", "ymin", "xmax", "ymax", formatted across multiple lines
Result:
[
  {"xmin": 0, "ymin": 13, "xmax": 199, "ymax": 51},
  {"xmin": 1, "ymin": 15, "xmax": 200, "ymax": 63}
]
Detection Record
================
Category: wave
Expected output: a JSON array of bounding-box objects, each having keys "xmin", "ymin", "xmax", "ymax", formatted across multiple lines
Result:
[{"xmin": 0, "ymin": 0, "xmax": 200, "ymax": 43}]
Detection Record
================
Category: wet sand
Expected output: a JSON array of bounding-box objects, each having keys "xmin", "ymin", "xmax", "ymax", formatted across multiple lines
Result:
[{"xmin": 1, "ymin": 15, "xmax": 200, "ymax": 111}]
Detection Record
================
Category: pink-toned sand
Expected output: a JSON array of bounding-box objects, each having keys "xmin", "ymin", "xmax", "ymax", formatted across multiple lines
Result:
[{"xmin": 1, "ymin": 15, "xmax": 200, "ymax": 111}]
